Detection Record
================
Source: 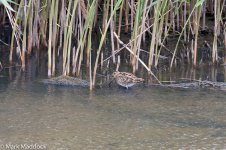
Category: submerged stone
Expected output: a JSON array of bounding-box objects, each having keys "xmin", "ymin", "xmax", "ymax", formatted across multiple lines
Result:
[{"xmin": 42, "ymin": 75, "xmax": 89, "ymax": 87}]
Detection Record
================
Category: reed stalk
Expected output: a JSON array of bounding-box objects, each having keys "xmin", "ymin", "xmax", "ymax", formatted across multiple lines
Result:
[
  {"xmin": 117, "ymin": 0, "xmax": 124, "ymax": 50},
  {"xmin": 212, "ymin": 0, "xmax": 223, "ymax": 63},
  {"xmin": 1, "ymin": 0, "xmax": 226, "ymax": 90},
  {"xmin": 148, "ymin": 0, "xmax": 161, "ymax": 69},
  {"xmin": 21, "ymin": 0, "xmax": 32, "ymax": 70},
  {"xmin": 32, "ymin": 0, "xmax": 40, "ymax": 49},
  {"xmin": 110, "ymin": 0, "xmax": 116, "ymax": 64},
  {"xmin": 66, "ymin": 0, "xmax": 79, "ymax": 75},
  {"xmin": 130, "ymin": 0, "xmax": 144, "ymax": 73},
  {"xmin": 170, "ymin": 0, "xmax": 204, "ymax": 68},
  {"xmin": 92, "ymin": 0, "xmax": 123, "ymax": 88},
  {"xmin": 9, "ymin": 0, "xmax": 23, "ymax": 64},
  {"xmin": 40, "ymin": 0, "xmax": 48, "ymax": 47},
  {"xmin": 47, "ymin": 0, "xmax": 55, "ymax": 76},
  {"xmin": 88, "ymin": 29, "xmax": 93, "ymax": 90},
  {"xmin": 27, "ymin": 0, "xmax": 33, "ymax": 55},
  {"xmin": 62, "ymin": 0, "xmax": 72, "ymax": 75},
  {"xmin": 102, "ymin": 0, "xmax": 110, "ymax": 48},
  {"xmin": 74, "ymin": 0, "xmax": 96, "ymax": 77},
  {"xmin": 51, "ymin": 0, "xmax": 59, "ymax": 75},
  {"xmin": 154, "ymin": 0, "xmax": 168, "ymax": 67},
  {"xmin": 124, "ymin": 0, "xmax": 129, "ymax": 33},
  {"xmin": 130, "ymin": 0, "xmax": 134, "ymax": 30},
  {"xmin": 183, "ymin": 1, "xmax": 187, "ymax": 42},
  {"xmin": 193, "ymin": 3, "xmax": 202, "ymax": 67}
]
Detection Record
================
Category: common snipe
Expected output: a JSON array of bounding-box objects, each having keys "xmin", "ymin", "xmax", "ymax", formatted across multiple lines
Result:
[{"xmin": 112, "ymin": 71, "xmax": 144, "ymax": 89}]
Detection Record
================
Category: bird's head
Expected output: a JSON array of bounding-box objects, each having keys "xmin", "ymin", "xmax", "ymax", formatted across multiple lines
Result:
[{"xmin": 112, "ymin": 71, "xmax": 120, "ymax": 78}]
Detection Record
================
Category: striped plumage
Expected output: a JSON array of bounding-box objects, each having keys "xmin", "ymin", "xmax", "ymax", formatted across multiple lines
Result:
[{"xmin": 112, "ymin": 71, "xmax": 144, "ymax": 89}]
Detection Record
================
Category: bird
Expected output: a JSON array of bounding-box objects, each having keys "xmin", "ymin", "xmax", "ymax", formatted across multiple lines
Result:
[{"xmin": 112, "ymin": 71, "xmax": 144, "ymax": 89}]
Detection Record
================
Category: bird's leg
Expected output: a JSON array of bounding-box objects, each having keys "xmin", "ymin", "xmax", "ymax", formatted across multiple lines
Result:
[{"xmin": 108, "ymin": 78, "xmax": 115, "ymax": 87}]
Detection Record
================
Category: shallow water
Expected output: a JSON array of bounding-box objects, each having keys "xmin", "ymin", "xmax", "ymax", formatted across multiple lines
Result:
[{"xmin": 0, "ymin": 66, "xmax": 226, "ymax": 150}]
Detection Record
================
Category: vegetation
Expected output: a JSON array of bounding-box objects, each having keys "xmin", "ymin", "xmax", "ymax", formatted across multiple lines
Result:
[{"xmin": 0, "ymin": 0, "xmax": 226, "ymax": 90}]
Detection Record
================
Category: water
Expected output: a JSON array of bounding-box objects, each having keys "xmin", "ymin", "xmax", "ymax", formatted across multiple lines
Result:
[{"xmin": 0, "ymin": 66, "xmax": 226, "ymax": 150}]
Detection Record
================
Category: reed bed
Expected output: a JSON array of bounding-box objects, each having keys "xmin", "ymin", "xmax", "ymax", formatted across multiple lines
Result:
[{"xmin": 0, "ymin": 0, "xmax": 226, "ymax": 89}]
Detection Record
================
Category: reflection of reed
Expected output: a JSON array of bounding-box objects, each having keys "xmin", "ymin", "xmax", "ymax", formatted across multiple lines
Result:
[
  {"xmin": 0, "ymin": 61, "xmax": 2, "ymax": 72},
  {"xmin": 224, "ymin": 67, "xmax": 226, "ymax": 82},
  {"xmin": 224, "ymin": 22, "xmax": 226, "ymax": 66}
]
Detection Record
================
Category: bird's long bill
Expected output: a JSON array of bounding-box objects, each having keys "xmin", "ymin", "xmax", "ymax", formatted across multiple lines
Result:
[{"xmin": 134, "ymin": 78, "xmax": 144, "ymax": 83}]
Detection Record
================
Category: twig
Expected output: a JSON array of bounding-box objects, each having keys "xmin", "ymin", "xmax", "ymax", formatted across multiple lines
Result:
[
  {"xmin": 139, "ymin": 48, "xmax": 168, "ymax": 59},
  {"xmin": 0, "ymin": 39, "xmax": 10, "ymax": 46},
  {"xmin": 3, "ymin": 64, "xmax": 22, "ymax": 69},
  {"xmin": 161, "ymin": 80, "xmax": 177, "ymax": 83},
  {"xmin": 179, "ymin": 78, "xmax": 202, "ymax": 82}
]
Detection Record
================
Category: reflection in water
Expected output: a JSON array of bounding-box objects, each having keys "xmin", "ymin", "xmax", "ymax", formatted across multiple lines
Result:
[{"xmin": 0, "ymin": 66, "xmax": 226, "ymax": 149}]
